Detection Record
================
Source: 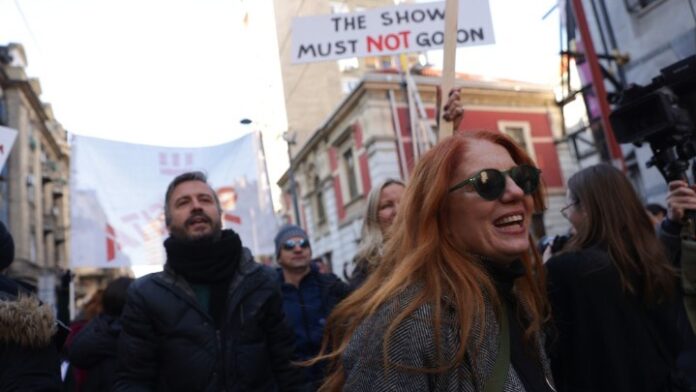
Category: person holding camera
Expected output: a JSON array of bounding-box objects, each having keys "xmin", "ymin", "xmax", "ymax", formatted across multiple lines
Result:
[
  {"xmin": 546, "ymin": 164, "xmax": 691, "ymax": 392},
  {"xmin": 657, "ymin": 179, "xmax": 696, "ymax": 387},
  {"xmin": 659, "ymin": 180, "xmax": 696, "ymax": 260}
]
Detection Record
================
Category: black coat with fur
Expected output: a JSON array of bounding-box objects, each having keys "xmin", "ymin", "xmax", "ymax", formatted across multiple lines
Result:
[{"xmin": 0, "ymin": 275, "xmax": 61, "ymax": 391}]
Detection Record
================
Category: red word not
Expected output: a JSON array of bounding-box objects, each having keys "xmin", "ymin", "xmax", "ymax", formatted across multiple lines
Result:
[{"xmin": 366, "ymin": 31, "xmax": 411, "ymax": 53}]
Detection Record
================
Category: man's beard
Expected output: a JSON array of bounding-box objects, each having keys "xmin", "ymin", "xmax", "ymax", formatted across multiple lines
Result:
[{"xmin": 169, "ymin": 211, "xmax": 223, "ymax": 243}]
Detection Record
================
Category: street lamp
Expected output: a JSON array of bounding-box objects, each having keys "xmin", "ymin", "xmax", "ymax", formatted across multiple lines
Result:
[
  {"xmin": 282, "ymin": 131, "xmax": 302, "ymax": 226},
  {"xmin": 239, "ymin": 118, "xmax": 301, "ymax": 225}
]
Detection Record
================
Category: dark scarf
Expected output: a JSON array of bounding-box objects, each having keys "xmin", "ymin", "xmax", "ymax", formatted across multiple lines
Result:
[
  {"xmin": 484, "ymin": 259, "xmax": 526, "ymax": 299},
  {"xmin": 485, "ymin": 259, "xmax": 553, "ymax": 392},
  {"xmin": 164, "ymin": 230, "xmax": 242, "ymax": 326},
  {"xmin": 164, "ymin": 229, "xmax": 242, "ymax": 284}
]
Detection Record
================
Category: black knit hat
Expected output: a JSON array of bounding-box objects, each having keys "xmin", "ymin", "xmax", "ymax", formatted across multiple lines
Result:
[
  {"xmin": 274, "ymin": 224, "xmax": 309, "ymax": 257},
  {"xmin": 0, "ymin": 220, "xmax": 14, "ymax": 270}
]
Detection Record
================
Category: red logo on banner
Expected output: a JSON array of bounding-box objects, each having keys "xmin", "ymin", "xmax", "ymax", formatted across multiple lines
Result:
[
  {"xmin": 217, "ymin": 186, "xmax": 242, "ymax": 225},
  {"xmin": 159, "ymin": 152, "xmax": 194, "ymax": 175},
  {"xmin": 105, "ymin": 224, "xmax": 120, "ymax": 262}
]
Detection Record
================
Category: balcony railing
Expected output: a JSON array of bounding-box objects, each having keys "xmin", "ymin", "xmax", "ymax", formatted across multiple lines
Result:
[
  {"xmin": 41, "ymin": 161, "xmax": 56, "ymax": 183},
  {"xmin": 52, "ymin": 181, "xmax": 65, "ymax": 198},
  {"xmin": 54, "ymin": 226, "xmax": 66, "ymax": 243},
  {"xmin": 42, "ymin": 214, "xmax": 55, "ymax": 233}
]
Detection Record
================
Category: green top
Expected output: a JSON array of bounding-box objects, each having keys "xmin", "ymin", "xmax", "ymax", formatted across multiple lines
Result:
[{"xmin": 190, "ymin": 283, "xmax": 211, "ymax": 314}]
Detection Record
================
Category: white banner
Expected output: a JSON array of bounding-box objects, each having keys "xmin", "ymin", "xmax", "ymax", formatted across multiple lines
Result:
[
  {"xmin": 70, "ymin": 132, "xmax": 278, "ymax": 268},
  {"xmin": 0, "ymin": 126, "xmax": 18, "ymax": 172},
  {"xmin": 291, "ymin": 0, "xmax": 495, "ymax": 64}
]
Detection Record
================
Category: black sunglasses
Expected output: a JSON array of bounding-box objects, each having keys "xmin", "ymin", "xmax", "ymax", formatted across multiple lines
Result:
[
  {"xmin": 282, "ymin": 239, "xmax": 310, "ymax": 251},
  {"xmin": 449, "ymin": 164, "xmax": 541, "ymax": 201}
]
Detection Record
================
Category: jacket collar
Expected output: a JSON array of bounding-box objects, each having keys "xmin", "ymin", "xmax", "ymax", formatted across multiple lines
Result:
[
  {"xmin": 0, "ymin": 295, "xmax": 56, "ymax": 347},
  {"xmin": 155, "ymin": 247, "xmax": 264, "ymax": 322},
  {"xmin": 275, "ymin": 263, "xmax": 318, "ymax": 286}
]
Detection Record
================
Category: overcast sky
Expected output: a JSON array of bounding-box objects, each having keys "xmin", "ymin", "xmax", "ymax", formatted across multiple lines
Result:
[{"xmin": 0, "ymin": 0, "xmax": 560, "ymax": 205}]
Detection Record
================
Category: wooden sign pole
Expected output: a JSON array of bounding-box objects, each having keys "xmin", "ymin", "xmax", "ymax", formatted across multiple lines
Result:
[{"xmin": 439, "ymin": 0, "xmax": 459, "ymax": 139}]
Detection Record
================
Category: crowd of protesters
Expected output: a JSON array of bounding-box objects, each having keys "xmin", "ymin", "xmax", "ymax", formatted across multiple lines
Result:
[{"xmin": 0, "ymin": 90, "xmax": 695, "ymax": 391}]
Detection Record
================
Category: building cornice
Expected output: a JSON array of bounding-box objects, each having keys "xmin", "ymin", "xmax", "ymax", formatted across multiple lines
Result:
[
  {"xmin": 2, "ymin": 69, "xmax": 68, "ymax": 159},
  {"xmin": 278, "ymin": 72, "xmax": 557, "ymax": 187}
]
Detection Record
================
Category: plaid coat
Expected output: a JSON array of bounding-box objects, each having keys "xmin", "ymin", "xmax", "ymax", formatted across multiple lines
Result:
[{"xmin": 341, "ymin": 287, "xmax": 553, "ymax": 391}]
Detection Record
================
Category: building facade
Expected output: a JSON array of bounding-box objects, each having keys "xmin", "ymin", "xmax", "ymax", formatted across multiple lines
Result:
[
  {"xmin": 0, "ymin": 43, "xmax": 71, "ymax": 305},
  {"xmin": 274, "ymin": 0, "xmax": 411, "ymax": 156},
  {"xmin": 278, "ymin": 71, "xmax": 569, "ymax": 277}
]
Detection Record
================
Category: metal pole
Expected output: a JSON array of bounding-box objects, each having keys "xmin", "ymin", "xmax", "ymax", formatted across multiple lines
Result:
[
  {"xmin": 286, "ymin": 142, "xmax": 301, "ymax": 225},
  {"xmin": 571, "ymin": 0, "xmax": 625, "ymax": 169},
  {"xmin": 597, "ymin": 0, "xmax": 627, "ymax": 85},
  {"xmin": 388, "ymin": 89, "xmax": 410, "ymax": 179}
]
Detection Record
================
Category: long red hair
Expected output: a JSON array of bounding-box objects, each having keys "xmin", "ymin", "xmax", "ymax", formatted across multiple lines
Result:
[{"xmin": 314, "ymin": 131, "xmax": 549, "ymax": 391}]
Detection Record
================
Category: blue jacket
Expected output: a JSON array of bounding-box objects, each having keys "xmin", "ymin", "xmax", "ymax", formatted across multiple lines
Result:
[{"xmin": 276, "ymin": 266, "xmax": 349, "ymax": 386}]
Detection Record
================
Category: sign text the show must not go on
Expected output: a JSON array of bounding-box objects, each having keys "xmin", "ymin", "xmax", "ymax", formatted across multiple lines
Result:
[{"xmin": 291, "ymin": 0, "xmax": 495, "ymax": 64}]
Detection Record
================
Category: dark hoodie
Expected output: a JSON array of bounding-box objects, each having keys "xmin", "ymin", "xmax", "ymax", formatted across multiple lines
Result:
[{"xmin": 69, "ymin": 313, "xmax": 122, "ymax": 391}]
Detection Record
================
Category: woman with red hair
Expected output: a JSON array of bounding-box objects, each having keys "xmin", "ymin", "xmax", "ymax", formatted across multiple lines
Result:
[{"xmin": 315, "ymin": 131, "xmax": 554, "ymax": 391}]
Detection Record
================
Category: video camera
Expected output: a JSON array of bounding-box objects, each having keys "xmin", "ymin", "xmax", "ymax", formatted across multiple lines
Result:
[
  {"xmin": 610, "ymin": 55, "xmax": 696, "ymax": 182},
  {"xmin": 611, "ymin": 57, "xmax": 696, "ymax": 334}
]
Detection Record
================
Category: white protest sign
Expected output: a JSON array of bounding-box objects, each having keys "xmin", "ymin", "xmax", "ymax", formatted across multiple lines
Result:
[
  {"xmin": 0, "ymin": 126, "xmax": 18, "ymax": 172},
  {"xmin": 291, "ymin": 0, "xmax": 495, "ymax": 64}
]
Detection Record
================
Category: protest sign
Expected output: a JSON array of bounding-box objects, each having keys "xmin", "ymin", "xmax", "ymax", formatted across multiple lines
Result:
[{"xmin": 291, "ymin": 0, "xmax": 494, "ymax": 64}]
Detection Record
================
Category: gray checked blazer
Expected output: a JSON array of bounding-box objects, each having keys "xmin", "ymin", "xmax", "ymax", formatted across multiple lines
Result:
[{"xmin": 340, "ymin": 286, "xmax": 554, "ymax": 391}]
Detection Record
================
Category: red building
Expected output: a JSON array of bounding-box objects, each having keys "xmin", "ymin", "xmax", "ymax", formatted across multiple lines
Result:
[{"xmin": 279, "ymin": 70, "xmax": 571, "ymax": 276}]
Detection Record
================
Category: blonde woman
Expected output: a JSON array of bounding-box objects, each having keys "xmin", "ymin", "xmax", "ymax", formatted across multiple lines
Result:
[{"xmin": 349, "ymin": 179, "xmax": 405, "ymax": 290}]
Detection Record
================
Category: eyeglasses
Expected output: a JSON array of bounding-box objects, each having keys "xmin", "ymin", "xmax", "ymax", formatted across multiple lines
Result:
[
  {"xmin": 449, "ymin": 164, "xmax": 541, "ymax": 201},
  {"xmin": 282, "ymin": 239, "xmax": 310, "ymax": 251},
  {"xmin": 560, "ymin": 203, "xmax": 577, "ymax": 220}
]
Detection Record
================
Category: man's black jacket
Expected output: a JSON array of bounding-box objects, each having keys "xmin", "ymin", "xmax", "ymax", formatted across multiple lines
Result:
[{"xmin": 114, "ymin": 251, "xmax": 307, "ymax": 391}]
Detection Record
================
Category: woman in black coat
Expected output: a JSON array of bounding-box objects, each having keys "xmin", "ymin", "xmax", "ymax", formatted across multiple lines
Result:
[
  {"xmin": 69, "ymin": 277, "xmax": 133, "ymax": 392},
  {"xmin": 546, "ymin": 164, "xmax": 693, "ymax": 392}
]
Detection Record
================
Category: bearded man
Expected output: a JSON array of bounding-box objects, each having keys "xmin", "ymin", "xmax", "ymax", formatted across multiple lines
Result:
[{"xmin": 114, "ymin": 171, "xmax": 306, "ymax": 392}]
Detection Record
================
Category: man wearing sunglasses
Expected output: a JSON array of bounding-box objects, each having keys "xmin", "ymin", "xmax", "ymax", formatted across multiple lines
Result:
[
  {"xmin": 115, "ymin": 172, "xmax": 306, "ymax": 392},
  {"xmin": 274, "ymin": 224, "xmax": 350, "ymax": 390}
]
